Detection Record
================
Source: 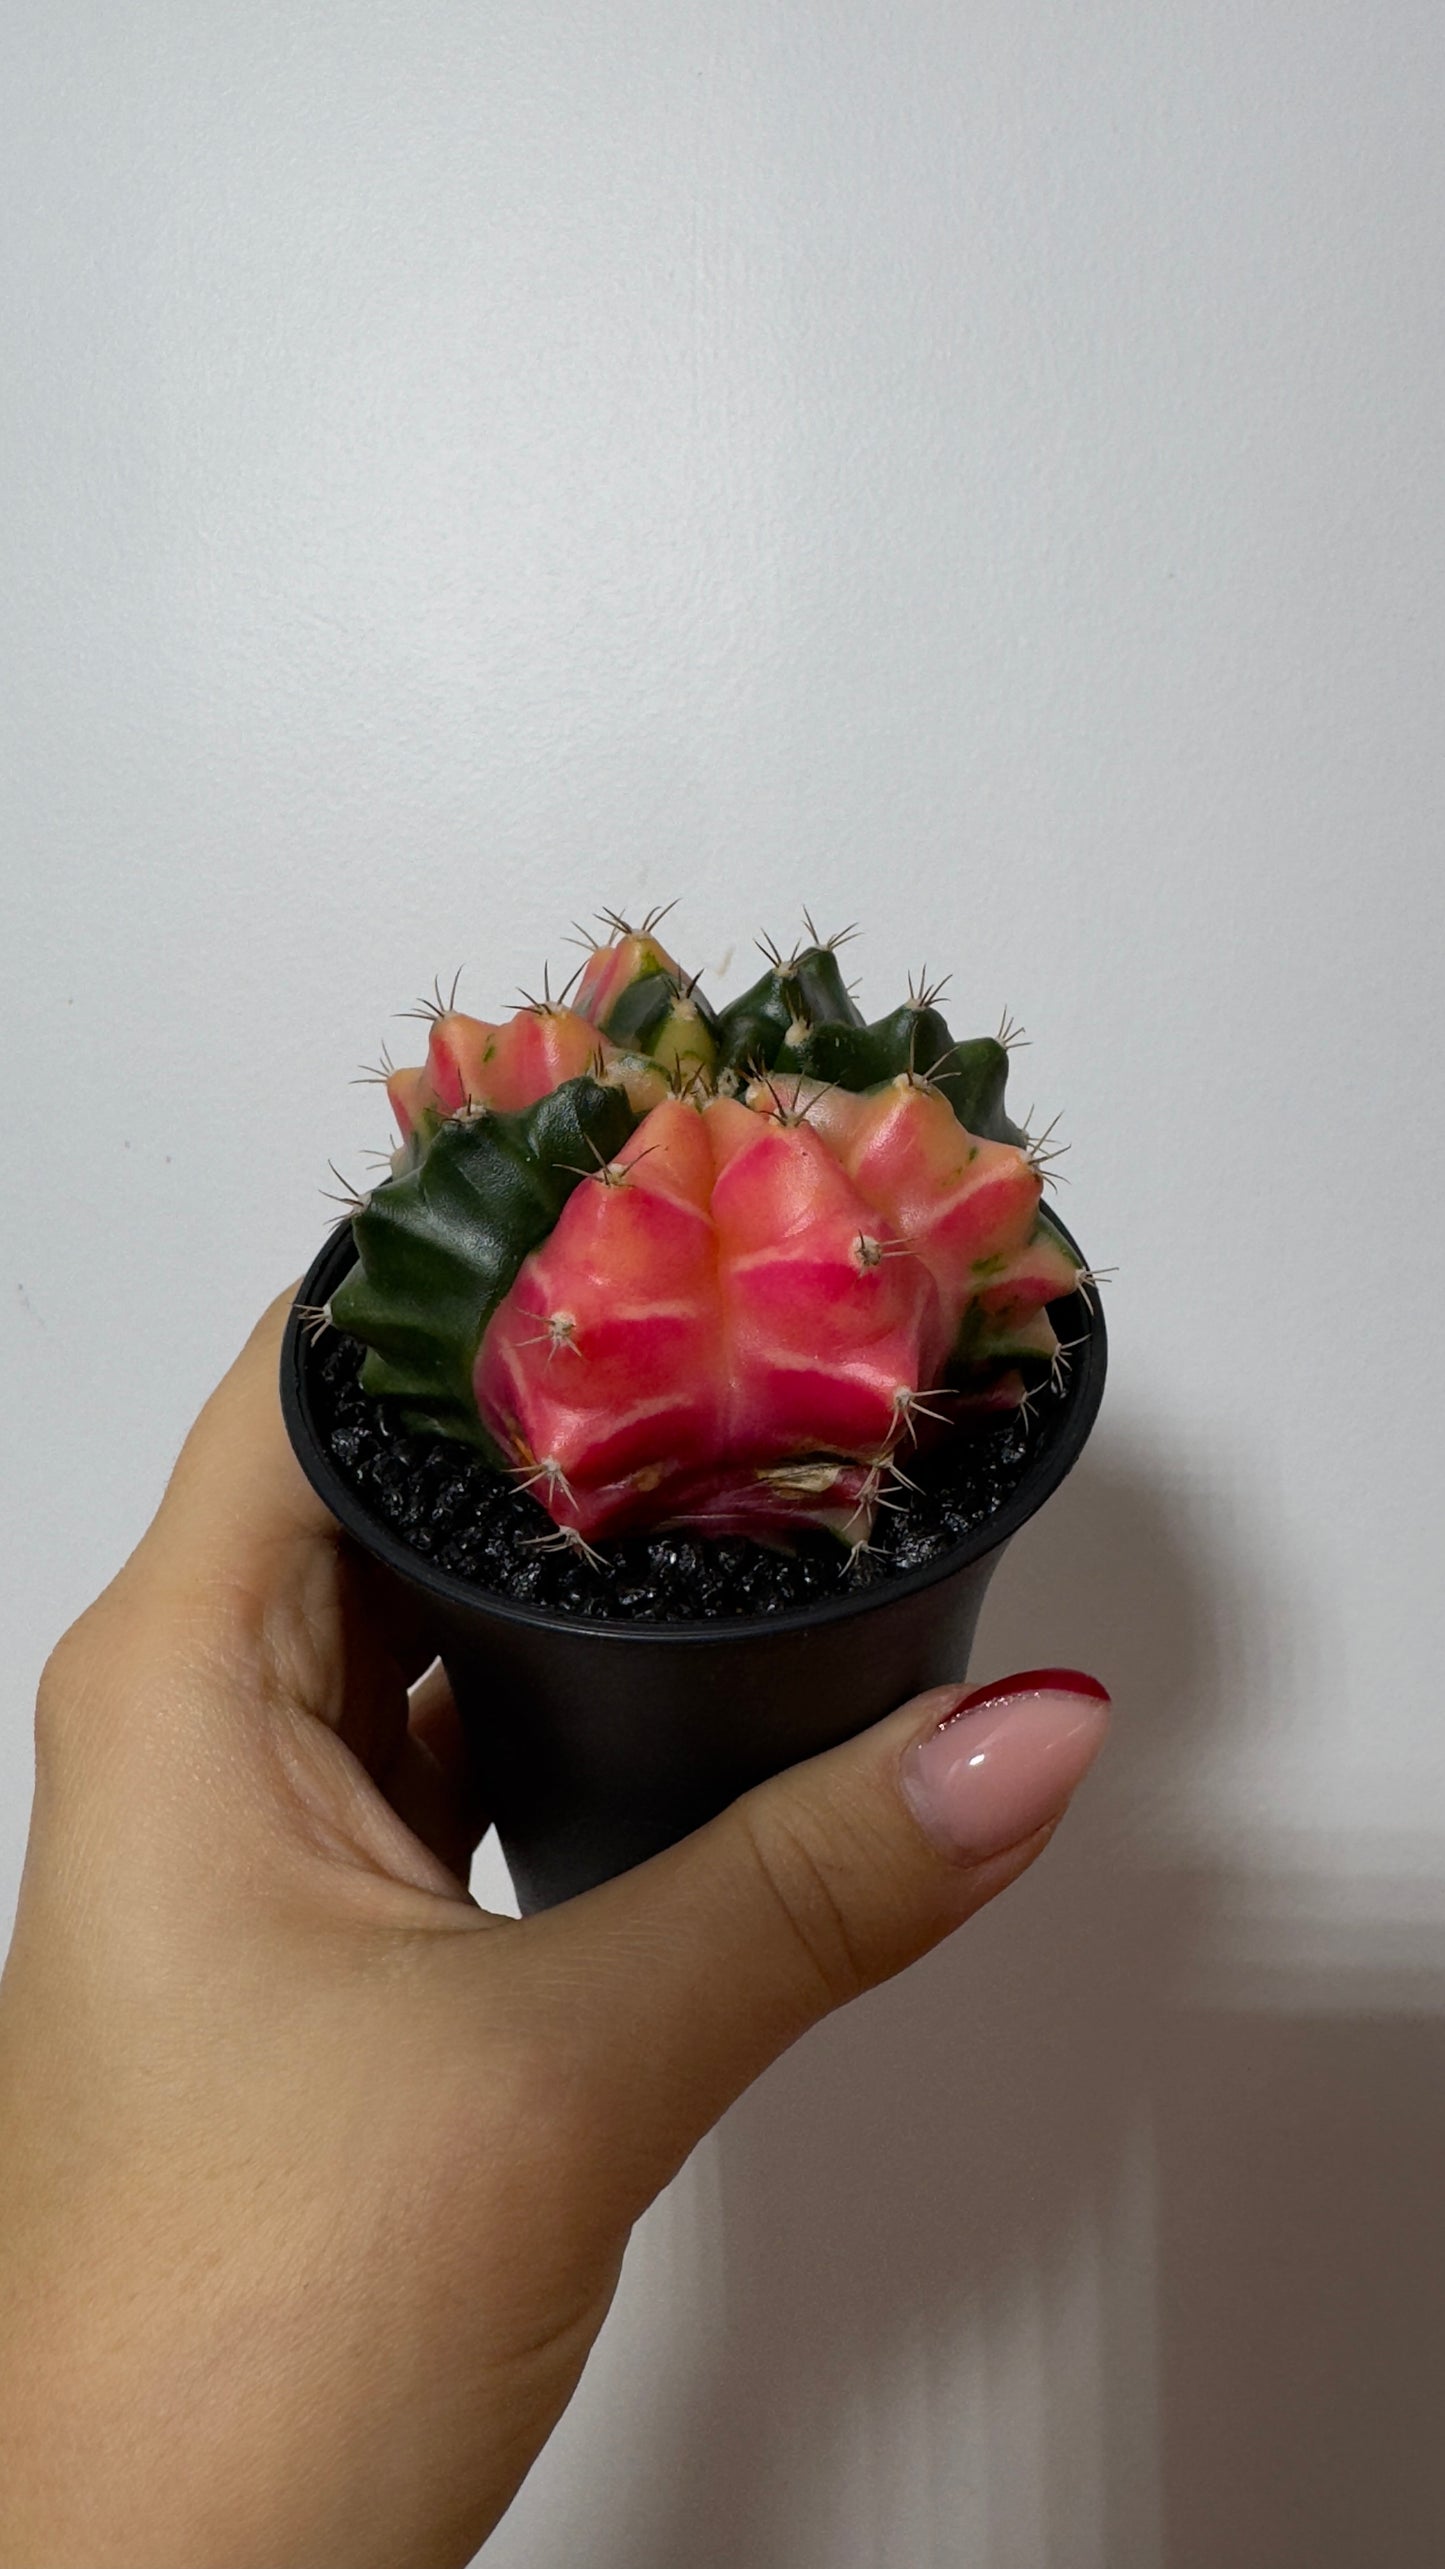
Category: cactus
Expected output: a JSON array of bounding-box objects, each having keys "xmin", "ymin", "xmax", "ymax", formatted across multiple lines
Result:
[
  {"xmin": 331, "ymin": 1075, "xmax": 640, "ymax": 1448},
  {"xmin": 322, "ymin": 915, "xmax": 1085, "ymax": 1547},
  {"xmin": 715, "ymin": 938, "xmax": 1028, "ymax": 1146},
  {"xmin": 573, "ymin": 904, "xmax": 719, "ymax": 1083},
  {"xmin": 382, "ymin": 988, "xmax": 667, "ymax": 1174}
]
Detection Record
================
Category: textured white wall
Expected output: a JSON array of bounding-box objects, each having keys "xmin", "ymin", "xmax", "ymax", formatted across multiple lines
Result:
[{"xmin": 4, "ymin": 6, "xmax": 1444, "ymax": 2563}]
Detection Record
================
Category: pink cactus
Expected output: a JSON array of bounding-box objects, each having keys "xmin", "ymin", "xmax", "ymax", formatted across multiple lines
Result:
[
  {"xmin": 474, "ymin": 1085, "xmax": 1063, "ymax": 1545},
  {"xmin": 387, "ymin": 1002, "xmax": 666, "ymax": 1149}
]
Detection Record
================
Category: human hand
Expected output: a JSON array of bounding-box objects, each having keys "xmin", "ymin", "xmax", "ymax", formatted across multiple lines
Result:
[{"xmin": 0, "ymin": 1294, "xmax": 1109, "ymax": 2569}]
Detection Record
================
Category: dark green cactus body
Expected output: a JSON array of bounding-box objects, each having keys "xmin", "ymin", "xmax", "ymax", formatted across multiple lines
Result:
[
  {"xmin": 603, "ymin": 967, "xmax": 721, "ymax": 1063},
  {"xmin": 861, "ymin": 1001, "xmax": 954, "ymax": 1082},
  {"xmin": 718, "ymin": 960, "xmax": 1029, "ymax": 1149},
  {"xmin": 712, "ymin": 966, "xmax": 800, "ymax": 1076},
  {"xmin": 929, "ymin": 1035, "xmax": 1028, "ymax": 1148},
  {"xmin": 789, "ymin": 944, "xmax": 865, "ymax": 1033},
  {"xmin": 774, "ymin": 998, "xmax": 954, "ymax": 1097},
  {"xmin": 601, "ymin": 966, "xmax": 674, "ymax": 1051},
  {"xmin": 330, "ymin": 1075, "xmax": 638, "ymax": 1449},
  {"xmin": 774, "ymin": 1017, "xmax": 882, "ymax": 1088},
  {"xmin": 714, "ymin": 944, "xmax": 864, "ymax": 1077}
]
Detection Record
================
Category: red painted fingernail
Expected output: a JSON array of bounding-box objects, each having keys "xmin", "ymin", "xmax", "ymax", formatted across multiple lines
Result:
[
  {"xmin": 947, "ymin": 1667, "xmax": 1111, "ymax": 1718},
  {"xmin": 900, "ymin": 1670, "xmax": 1111, "ymax": 1861}
]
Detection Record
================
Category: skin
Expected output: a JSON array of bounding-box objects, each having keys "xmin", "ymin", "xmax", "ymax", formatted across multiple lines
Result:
[{"xmin": 0, "ymin": 1294, "xmax": 1095, "ymax": 2569}]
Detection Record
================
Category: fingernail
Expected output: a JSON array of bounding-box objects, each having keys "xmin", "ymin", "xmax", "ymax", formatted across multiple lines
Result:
[{"xmin": 900, "ymin": 1669, "xmax": 1111, "ymax": 1861}]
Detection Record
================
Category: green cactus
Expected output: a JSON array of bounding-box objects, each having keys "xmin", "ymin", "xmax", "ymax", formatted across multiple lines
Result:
[
  {"xmin": 716, "ymin": 946, "xmax": 1027, "ymax": 1147},
  {"xmin": 713, "ymin": 937, "xmax": 865, "ymax": 1078}
]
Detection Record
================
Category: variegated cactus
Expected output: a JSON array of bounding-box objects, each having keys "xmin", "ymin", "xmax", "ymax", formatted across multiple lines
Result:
[{"xmin": 320, "ymin": 913, "xmax": 1082, "ymax": 1551}]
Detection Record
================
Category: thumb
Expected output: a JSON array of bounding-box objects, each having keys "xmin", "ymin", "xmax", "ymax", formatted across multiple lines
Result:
[{"xmin": 539, "ymin": 1669, "xmax": 1110, "ymax": 2204}]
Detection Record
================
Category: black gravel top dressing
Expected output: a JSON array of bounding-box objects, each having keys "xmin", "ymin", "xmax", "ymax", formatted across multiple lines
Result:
[{"xmin": 312, "ymin": 1331, "xmax": 1068, "ymax": 1625}]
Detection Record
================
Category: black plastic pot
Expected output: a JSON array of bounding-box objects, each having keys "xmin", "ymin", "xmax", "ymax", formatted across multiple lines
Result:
[{"xmin": 281, "ymin": 1222, "xmax": 1106, "ymax": 1912}]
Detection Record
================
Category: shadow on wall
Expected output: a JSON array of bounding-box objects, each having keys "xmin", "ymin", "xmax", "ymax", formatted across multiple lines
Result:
[
  {"xmin": 1157, "ymin": 1990, "xmax": 1445, "ymax": 2569},
  {"xmin": 578, "ymin": 1441, "xmax": 1445, "ymax": 2569}
]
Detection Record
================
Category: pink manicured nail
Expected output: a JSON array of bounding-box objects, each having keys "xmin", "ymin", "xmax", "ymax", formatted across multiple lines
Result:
[{"xmin": 900, "ymin": 1669, "xmax": 1111, "ymax": 1860}]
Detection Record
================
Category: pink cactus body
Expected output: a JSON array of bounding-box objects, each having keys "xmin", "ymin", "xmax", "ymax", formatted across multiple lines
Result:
[
  {"xmin": 385, "ymin": 1063, "xmax": 430, "ymax": 1143},
  {"xmin": 758, "ymin": 1075, "xmax": 1076, "ymax": 1345},
  {"xmin": 389, "ymin": 1004, "xmax": 666, "ymax": 1146},
  {"xmin": 424, "ymin": 1005, "xmax": 601, "ymax": 1116},
  {"xmin": 474, "ymin": 1085, "xmax": 1060, "ymax": 1545},
  {"xmin": 573, "ymin": 930, "xmax": 674, "ymax": 1028}
]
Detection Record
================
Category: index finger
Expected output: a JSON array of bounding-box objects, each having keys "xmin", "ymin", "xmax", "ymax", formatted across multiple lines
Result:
[
  {"xmin": 141, "ymin": 1290, "xmax": 445, "ymax": 1699},
  {"xmin": 146, "ymin": 1287, "xmax": 339, "ymax": 1585}
]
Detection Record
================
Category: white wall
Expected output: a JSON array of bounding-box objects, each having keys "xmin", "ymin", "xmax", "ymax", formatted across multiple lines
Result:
[{"xmin": 4, "ymin": 6, "xmax": 1444, "ymax": 2561}]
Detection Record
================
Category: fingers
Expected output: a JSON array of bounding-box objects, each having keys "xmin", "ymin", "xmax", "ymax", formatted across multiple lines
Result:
[
  {"xmin": 48, "ymin": 1292, "xmax": 419, "ymax": 1779},
  {"xmin": 122, "ymin": 1291, "xmax": 436, "ymax": 1717},
  {"xmin": 143, "ymin": 1289, "xmax": 336, "ymax": 1588},
  {"xmin": 98, "ymin": 1287, "xmax": 348, "ymax": 1707},
  {"xmin": 534, "ymin": 1671, "xmax": 1110, "ymax": 2206},
  {"xmin": 39, "ymin": 1290, "xmax": 334, "ymax": 1733},
  {"xmin": 36, "ymin": 1288, "xmax": 495, "ymax": 1912}
]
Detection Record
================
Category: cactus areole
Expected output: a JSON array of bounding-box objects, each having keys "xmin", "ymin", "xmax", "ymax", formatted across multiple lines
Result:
[{"xmin": 319, "ymin": 914, "xmax": 1092, "ymax": 1564}]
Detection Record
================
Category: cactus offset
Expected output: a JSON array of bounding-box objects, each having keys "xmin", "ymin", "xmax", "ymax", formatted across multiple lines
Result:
[
  {"xmin": 573, "ymin": 905, "xmax": 719, "ymax": 1084},
  {"xmin": 323, "ymin": 913, "xmax": 1086, "ymax": 1545},
  {"xmin": 385, "ymin": 994, "xmax": 666, "ymax": 1174}
]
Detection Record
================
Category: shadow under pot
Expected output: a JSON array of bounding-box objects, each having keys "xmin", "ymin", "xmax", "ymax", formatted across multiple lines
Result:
[{"xmin": 280, "ymin": 1219, "xmax": 1107, "ymax": 1914}]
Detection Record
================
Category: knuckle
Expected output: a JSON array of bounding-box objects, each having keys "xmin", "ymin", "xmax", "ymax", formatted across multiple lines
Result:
[
  {"xmin": 32, "ymin": 1592, "xmax": 147, "ymax": 1782},
  {"xmin": 735, "ymin": 1800, "xmax": 875, "ymax": 2016},
  {"xmin": 33, "ymin": 1617, "xmax": 103, "ymax": 1761}
]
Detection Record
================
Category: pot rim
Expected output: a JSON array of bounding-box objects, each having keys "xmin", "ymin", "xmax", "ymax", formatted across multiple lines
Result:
[{"xmin": 281, "ymin": 1214, "xmax": 1107, "ymax": 1649}]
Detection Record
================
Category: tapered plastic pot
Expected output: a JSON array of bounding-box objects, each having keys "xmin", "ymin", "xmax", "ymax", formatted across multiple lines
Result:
[{"xmin": 281, "ymin": 1222, "xmax": 1106, "ymax": 1913}]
